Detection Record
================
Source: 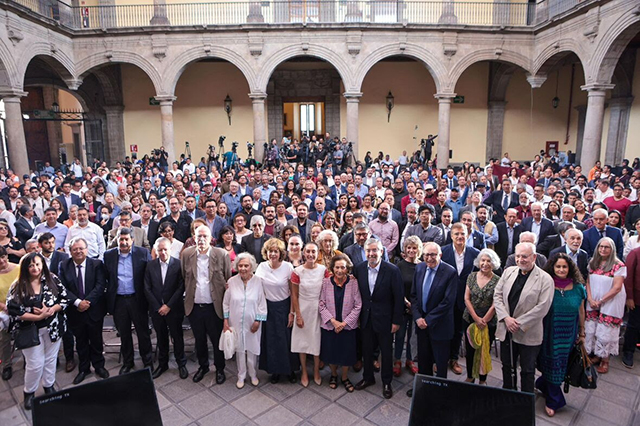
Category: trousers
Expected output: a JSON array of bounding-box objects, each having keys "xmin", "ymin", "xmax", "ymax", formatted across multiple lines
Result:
[
  {"xmin": 23, "ymin": 328, "xmax": 61, "ymax": 393},
  {"xmin": 236, "ymin": 351, "xmax": 258, "ymax": 381}
]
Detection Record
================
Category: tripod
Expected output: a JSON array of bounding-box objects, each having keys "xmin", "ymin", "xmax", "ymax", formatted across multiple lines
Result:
[{"xmin": 184, "ymin": 141, "xmax": 191, "ymax": 159}]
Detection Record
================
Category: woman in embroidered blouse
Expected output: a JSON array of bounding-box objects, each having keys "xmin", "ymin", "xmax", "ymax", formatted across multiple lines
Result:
[
  {"xmin": 463, "ymin": 248, "xmax": 501, "ymax": 385},
  {"xmin": 223, "ymin": 253, "xmax": 267, "ymax": 389},
  {"xmin": 585, "ymin": 237, "xmax": 627, "ymax": 374},
  {"xmin": 6, "ymin": 253, "xmax": 68, "ymax": 410}
]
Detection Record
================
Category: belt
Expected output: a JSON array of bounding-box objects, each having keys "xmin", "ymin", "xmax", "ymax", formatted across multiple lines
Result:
[
  {"xmin": 117, "ymin": 294, "xmax": 136, "ymax": 298},
  {"xmin": 194, "ymin": 303, "xmax": 213, "ymax": 308}
]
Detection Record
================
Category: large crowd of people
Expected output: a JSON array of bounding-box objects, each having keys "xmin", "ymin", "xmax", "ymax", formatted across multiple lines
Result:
[{"xmin": 0, "ymin": 139, "xmax": 639, "ymax": 418}]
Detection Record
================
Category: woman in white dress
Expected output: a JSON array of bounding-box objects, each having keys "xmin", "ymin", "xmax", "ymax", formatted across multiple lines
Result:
[
  {"xmin": 291, "ymin": 242, "xmax": 326, "ymax": 387},
  {"xmin": 223, "ymin": 253, "xmax": 267, "ymax": 389},
  {"xmin": 585, "ymin": 237, "xmax": 627, "ymax": 374}
]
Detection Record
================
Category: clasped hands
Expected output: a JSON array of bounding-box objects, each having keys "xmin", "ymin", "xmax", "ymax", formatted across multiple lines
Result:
[
  {"xmin": 504, "ymin": 316, "xmax": 520, "ymax": 333},
  {"xmin": 33, "ymin": 306, "xmax": 56, "ymax": 319}
]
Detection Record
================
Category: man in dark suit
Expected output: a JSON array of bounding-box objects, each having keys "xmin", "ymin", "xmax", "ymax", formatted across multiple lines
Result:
[
  {"xmin": 308, "ymin": 196, "xmax": 328, "ymax": 223},
  {"xmin": 581, "ymin": 208, "xmax": 625, "ymax": 259},
  {"xmin": 353, "ymin": 238, "xmax": 404, "ymax": 399},
  {"xmin": 537, "ymin": 221, "xmax": 576, "ymax": 258},
  {"xmin": 60, "ymin": 237, "xmax": 109, "ymax": 384},
  {"xmin": 484, "ymin": 178, "xmax": 519, "ymax": 223},
  {"xmin": 520, "ymin": 202, "xmax": 555, "ymax": 246},
  {"xmin": 144, "ymin": 237, "xmax": 188, "ymax": 380},
  {"xmin": 185, "ymin": 196, "xmax": 206, "ymax": 221},
  {"xmin": 15, "ymin": 206, "xmax": 39, "ymax": 245},
  {"xmin": 436, "ymin": 207, "xmax": 453, "ymax": 246},
  {"xmin": 440, "ymin": 224, "xmax": 480, "ymax": 375},
  {"xmin": 104, "ymin": 228, "xmax": 153, "ymax": 375},
  {"xmin": 240, "ymin": 216, "xmax": 270, "ymax": 262},
  {"xmin": 554, "ymin": 204, "xmax": 587, "ymax": 232},
  {"xmin": 495, "ymin": 208, "xmax": 521, "ymax": 267},
  {"xmin": 407, "ymin": 241, "xmax": 457, "ymax": 397},
  {"xmin": 132, "ymin": 203, "xmax": 159, "ymax": 247},
  {"xmin": 460, "ymin": 211, "xmax": 486, "ymax": 250},
  {"xmin": 56, "ymin": 180, "xmax": 82, "ymax": 213},
  {"xmin": 550, "ymin": 228, "xmax": 589, "ymax": 279}
]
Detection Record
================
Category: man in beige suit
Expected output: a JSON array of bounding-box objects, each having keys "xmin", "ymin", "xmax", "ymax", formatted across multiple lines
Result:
[
  {"xmin": 107, "ymin": 211, "xmax": 150, "ymax": 250},
  {"xmin": 494, "ymin": 241, "xmax": 554, "ymax": 393},
  {"xmin": 181, "ymin": 225, "xmax": 231, "ymax": 384}
]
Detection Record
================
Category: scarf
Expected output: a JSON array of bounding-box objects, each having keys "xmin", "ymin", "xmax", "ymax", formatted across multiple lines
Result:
[
  {"xmin": 554, "ymin": 277, "xmax": 573, "ymax": 289},
  {"xmin": 466, "ymin": 323, "xmax": 492, "ymax": 378}
]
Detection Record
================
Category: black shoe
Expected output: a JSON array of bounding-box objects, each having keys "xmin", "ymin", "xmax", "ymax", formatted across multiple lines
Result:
[
  {"xmin": 24, "ymin": 392, "xmax": 35, "ymax": 410},
  {"xmin": 623, "ymin": 352, "xmax": 634, "ymax": 369},
  {"xmin": 1, "ymin": 367, "xmax": 12, "ymax": 381},
  {"xmin": 354, "ymin": 379, "xmax": 375, "ymax": 391},
  {"xmin": 270, "ymin": 374, "xmax": 280, "ymax": 384},
  {"xmin": 179, "ymin": 366, "xmax": 189, "ymax": 380},
  {"xmin": 216, "ymin": 370, "xmax": 226, "ymax": 385},
  {"xmin": 406, "ymin": 388, "xmax": 413, "ymax": 397},
  {"xmin": 73, "ymin": 371, "xmax": 89, "ymax": 385},
  {"xmin": 95, "ymin": 367, "xmax": 110, "ymax": 379},
  {"xmin": 44, "ymin": 385, "xmax": 56, "ymax": 395},
  {"xmin": 288, "ymin": 372, "xmax": 297, "ymax": 384},
  {"xmin": 193, "ymin": 366, "xmax": 210, "ymax": 383},
  {"xmin": 119, "ymin": 365, "xmax": 134, "ymax": 375},
  {"xmin": 383, "ymin": 384, "xmax": 393, "ymax": 399},
  {"xmin": 65, "ymin": 358, "xmax": 77, "ymax": 373},
  {"xmin": 152, "ymin": 365, "xmax": 169, "ymax": 379}
]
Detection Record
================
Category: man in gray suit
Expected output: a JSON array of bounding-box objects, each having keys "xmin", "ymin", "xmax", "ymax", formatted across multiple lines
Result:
[
  {"xmin": 287, "ymin": 203, "xmax": 316, "ymax": 243},
  {"xmin": 107, "ymin": 211, "xmax": 150, "ymax": 250}
]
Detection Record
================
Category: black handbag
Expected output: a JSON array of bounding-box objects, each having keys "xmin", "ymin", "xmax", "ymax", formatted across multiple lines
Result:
[
  {"xmin": 12, "ymin": 322, "xmax": 40, "ymax": 350},
  {"xmin": 564, "ymin": 343, "xmax": 597, "ymax": 392}
]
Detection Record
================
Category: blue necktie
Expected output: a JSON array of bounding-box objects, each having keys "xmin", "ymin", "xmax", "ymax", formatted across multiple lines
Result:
[
  {"xmin": 422, "ymin": 267, "xmax": 434, "ymax": 312},
  {"xmin": 502, "ymin": 194, "xmax": 509, "ymax": 212}
]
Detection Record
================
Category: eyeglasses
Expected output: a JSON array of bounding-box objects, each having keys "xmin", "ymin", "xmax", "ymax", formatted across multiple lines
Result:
[{"xmin": 424, "ymin": 253, "xmax": 439, "ymax": 258}]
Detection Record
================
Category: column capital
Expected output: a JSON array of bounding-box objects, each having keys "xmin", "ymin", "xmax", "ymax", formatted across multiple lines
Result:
[
  {"xmin": 64, "ymin": 78, "xmax": 84, "ymax": 91},
  {"xmin": 581, "ymin": 83, "xmax": 615, "ymax": 93},
  {"xmin": 249, "ymin": 92, "xmax": 267, "ymax": 102},
  {"xmin": 155, "ymin": 95, "xmax": 177, "ymax": 104},
  {"xmin": 526, "ymin": 74, "xmax": 547, "ymax": 89},
  {"xmin": 343, "ymin": 91, "xmax": 363, "ymax": 101},
  {"xmin": 434, "ymin": 93, "xmax": 456, "ymax": 102},
  {"xmin": 0, "ymin": 89, "xmax": 27, "ymax": 100}
]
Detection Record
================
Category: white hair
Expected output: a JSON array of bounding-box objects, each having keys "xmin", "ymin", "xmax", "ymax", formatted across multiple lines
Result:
[
  {"xmin": 154, "ymin": 237, "xmax": 172, "ymax": 251},
  {"xmin": 474, "ymin": 248, "xmax": 501, "ymax": 270},
  {"xmin": 519, "ymin": 231, "xmax": 538, "ymax": 245},
  {"xmin": 316, "ymin": 229, "xmax": 339, "ymax": 251},
  {"xmin": 232, "ymin": 252, "xmax": 258, "ymax": 272}
]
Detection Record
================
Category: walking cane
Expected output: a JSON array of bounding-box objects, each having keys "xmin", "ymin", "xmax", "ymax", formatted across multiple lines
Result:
[{"xmin": 508, "ymin": 332, "xmax": 516, "ymax": 389}]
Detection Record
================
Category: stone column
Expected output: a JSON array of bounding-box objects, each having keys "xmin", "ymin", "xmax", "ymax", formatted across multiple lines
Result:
[
  {"xmin": 155, "ymin": 96, "xmax": 177, "ymax": 166},
  {"xmin": 486, "ymin": 101, "xmax": 506, "ymax": 162},
  {"xmin": 344, "ymin": 92, "xmax": 362, "ymax": 161},
  {"xmin": 1, "ymin": 92, "xmax": 30, "ymax": 179},
  {"xmin": 574, "ymin": 105, "xmax": 587, "ymax": 165},
  {"xmin": 604, "ymin": 97, "xmax": 633, "ymax": 166},
  {"xmin": 250, "ymin": 93, "xmax": 267, "ymax": 161},
  {"xmin": 580, "ymin": 84, "xmax": 614, "ymax": 169},
  {"xmin": 42, "ymin": 86, "xmax": 63, "ymax": 166},
  {"xmin": 102, "ymin": 105, "xmax": 126, "ymax": 167},
  {"xmin": 435, "ymin": 94, "xmax": 455, "ymax": 169},
  {"xmin": 67, "ymin": 122, "xmax": 87, "ymax": 166}
]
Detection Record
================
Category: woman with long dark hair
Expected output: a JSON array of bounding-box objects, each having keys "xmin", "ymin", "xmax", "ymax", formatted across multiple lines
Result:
[{"xmin": 6, "ymin": 253, "xmax": 68, "ymax": 409}]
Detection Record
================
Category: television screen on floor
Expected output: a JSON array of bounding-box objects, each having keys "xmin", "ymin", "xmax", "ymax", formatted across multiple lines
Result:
[
  {"xmin": 32, "ymin": 368, "xmax": 162, "ymax": 426},
  {"xmin": 408, "ymin": 374, "xmax": 535, "ymax": 426}
]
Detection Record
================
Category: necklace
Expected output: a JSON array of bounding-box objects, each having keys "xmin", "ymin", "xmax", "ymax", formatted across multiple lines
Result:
[{"xmin": 556, "ymin": 287, "xmax": 565, "ymax": 297}]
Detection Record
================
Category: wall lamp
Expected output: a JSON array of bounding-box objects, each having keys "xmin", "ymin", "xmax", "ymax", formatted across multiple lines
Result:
[
  {"xmin": 386, "ymin": 91, "xmax": 394, "ymax": 122},
  {"xmin": 224, "ymin": 94, "xmax": 232, "ymax": 125}
]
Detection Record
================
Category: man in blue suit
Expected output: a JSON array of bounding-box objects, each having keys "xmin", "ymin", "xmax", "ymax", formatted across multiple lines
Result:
[
  {"xmin": 440, "ymin": 223, "xmax": 480, "ymax": 375},
  {"xmin": 56, "ymin": 180, "xmax": 82, "ymax": 213},
  {"xmin": 460, "ymin": 211, "xmax": 486, "ymax": 250},
  {"xmin": 407, "ymin": 242, "xmax": 457, "ymax": 397},
  {"xmin": 484, "ymin": 178, "xmax": 519, "ymax": 223},
  {"xmin": 520, "ymin": 202, "xmax": 555, "ymax": 248},
  {"xmin": 353, "ymin": 238, "xmax": 404, "ymax": 399},
  {"xmin": 581, "ymin": 208, "xmax": 624, "ymax": 259}
]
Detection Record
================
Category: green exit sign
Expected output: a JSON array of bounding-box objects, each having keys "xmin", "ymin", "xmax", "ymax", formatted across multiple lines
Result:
[
  {"xmin": 453, "ymin": 96, "xmax": 465, "ymax": 104},
  {"xmin": 149, "ymin": 97, "xmax": 160, "ymax": 106}
]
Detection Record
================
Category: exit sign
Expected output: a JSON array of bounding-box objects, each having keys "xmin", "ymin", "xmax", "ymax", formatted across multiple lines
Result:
[
  {"xmin": 453, "ymin": 96, "xmax": 465, "ymax": 104},
  {"xmin": 149, "ymin": 97, "xmax": 160, "ymax": 106}
]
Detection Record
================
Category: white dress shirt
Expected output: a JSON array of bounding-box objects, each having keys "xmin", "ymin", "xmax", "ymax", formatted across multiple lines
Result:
[
  {"xmin": 367, "ymin": 262, "xmax": 381, "ymax": 295},
  {"xmin": 194, "ymin": 248, "xmax": 213, "ymax": 304},
  {"xmin": 64, "ymin": 222, "xmax": 106, "ymax": 260},
  {"xmin": 73, "ymin": 259, "xmax": 87, "ymax": 307}
]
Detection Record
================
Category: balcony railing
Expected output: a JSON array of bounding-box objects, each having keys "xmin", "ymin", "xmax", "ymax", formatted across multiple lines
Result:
[{"xmin": 10, "ymin": 0, "xmax": 540, "ymax": 29}]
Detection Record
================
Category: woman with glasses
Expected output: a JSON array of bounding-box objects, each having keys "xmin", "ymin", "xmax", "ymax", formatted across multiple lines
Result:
[
  {"xmin": 316, "ymin": 230, "xmax": 341, "ymax": 269},
  {"xmin": 233, "ymin": 213, "xmax": 252, "ymax": 241},
  {"xmin": 339, "ymin": 211, "xmax": 354, "ymax": 238},
  {"xmin": 217, "ymin": 226, "xmax": 241, "ymax": 272},
  {"xmin": 156, "ymin": 222, "xmax": 183, "ymax": 259},
  {"xmin": 0, "ymin": 221, "xmax": 25, "ymax": 264}
]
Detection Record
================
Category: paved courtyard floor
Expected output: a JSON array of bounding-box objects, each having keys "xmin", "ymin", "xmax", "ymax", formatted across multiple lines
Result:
[{"xmin": 0, "ymin": 330, "xmax": 639, "ymax": 426}]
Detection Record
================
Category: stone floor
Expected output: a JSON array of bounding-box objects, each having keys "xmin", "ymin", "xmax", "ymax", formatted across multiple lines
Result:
[{"xmin": 0, "ymin": 331, "xmax": 639, "ymax": 426}]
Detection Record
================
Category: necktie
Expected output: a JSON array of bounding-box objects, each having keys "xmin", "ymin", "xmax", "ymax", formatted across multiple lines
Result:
[
  {"xmin": 502, "ymin": 194, "xmax": 509, "ymax": 211},
  {"xmin": 600, "ymin": 230, "xmax": 605, "ymax": 239},
  {"xmin": 77, "ymin": 265, "xmax": 84, "ymax": 299},
  {"xmin": 422, "ymin": 267, "xmax": 434, "ymax": 312}
]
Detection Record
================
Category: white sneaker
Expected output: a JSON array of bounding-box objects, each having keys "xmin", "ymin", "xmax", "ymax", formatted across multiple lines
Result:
[
  {"xmin": 251, "ymin": 377, "xmax": 259, "ymax": 386},
  {"xmin": 236, "ymin": 380, "xmax": 245, "ymax": 389}
]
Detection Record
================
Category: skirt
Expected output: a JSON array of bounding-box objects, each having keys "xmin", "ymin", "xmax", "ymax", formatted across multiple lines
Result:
[
  {"xmin": 320, "ymin": 328, "xmax": 357, "ymax": 367},
  {"xmin": 259, "ymin": 298, "xmax": 300, "ymax": 375}
]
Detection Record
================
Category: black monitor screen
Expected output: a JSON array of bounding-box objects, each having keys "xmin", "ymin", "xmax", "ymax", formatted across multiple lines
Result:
[
  {"xmin": 32, "ymin": 369, "xmax": 162, "ymax": 426},
  {"xmin": 409, "ymin": 374, "xmax": 535, "ymax": 426}
]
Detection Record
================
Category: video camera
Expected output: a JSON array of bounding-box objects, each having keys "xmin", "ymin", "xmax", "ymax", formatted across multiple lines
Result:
[{"xmin": 218, "ymin": 136, "xmax": 226, "ymax": 148}]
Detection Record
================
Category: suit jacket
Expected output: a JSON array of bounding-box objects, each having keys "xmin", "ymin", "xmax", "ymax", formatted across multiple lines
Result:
[
  {"xmin": 625, "ymin": 204, "xmax": 640, "ymax": 232},
  {"xmin": 436, "ymin": 224, "xmax": 453, "ymax": 246},
  {"xmin": 308, "ymin": 211, "xmax": 328, "ymax": 223},
  {"xmin": 353, "ymin": 260, "xmax": 404, "ymax": 333},
  {"xmin": 343, "ymin": 243, "xmax": 389, "ymax": 266},
  {"xmin": 493, "ymin": 265, "xmax": 554, "ymax": 346},
  {"xmin": 46, "ymin": 250, "xmax": 69, "ymax": 276},
  {"xmin": 553, "ymin": 218, "xmax": 587, "ymax": 232},
  {"xmin": 144, "ymin": 257, "xmax": 185, "ymax": 315},
  {"xmin": 104, "ymin": 246, "xmax": 152, "ymax": 314},
  {"xmin": 581, "ymin": 225, "xmax": 624, "ymax": 259},
  {"xmin": 15, "ymin": 216, "xmax": 40, "ymax": 244},
  {"xmin": 180, "ymin": 246, "xmax": 231, "ymax": 318},
  {"xmin": 410, "ymin": 261, "xmax": 457, "ymax": 341},
  {"xmin": 624, "ymin": 247, "xmax": 640, "ymax": 305},
  {"xmin": 318, "ymin": 276, "xmax": 362, "ymax": 331},
  {"xmin": 286, "ymin": 218, "xmax": 316, "ymax": 243},
  {"xmin": 132, "ymin": 219, "xmax": 160, "ymax": 247},
  {"xmin": 107, "ymin": 226, "xmax": 150, "ymax": 250},
  {"xmin": 520, "ymin": 217, "xmax": 555, "ymax": 245},
  {"xmin": 441, "ymin": 244, "xmax": 480, "ymax": 311},
  {"xmin": 468, "ymin": 230, "xmax": 486, "ymax": 251},
  {"xmin": 56, "ymin": 194, "xmax": 82, "ymax": 212},
  {"xmin": 485, "ymin": 190, "xmax": 519, "ymax": 223},
  {"xmin": 186, "ymin": 209, "xmax": 206, "ymax": 221},
  {"xmin": 549, "ymin": 245, "xmax": 589, "ymax": 280},
  {"xmin": 240, "ymin": 233, "xmax": 270, "ymax": 262},
  {"xmin": 537, "ymin": 234, "xmax": 561, "ymax": 258},
  {"xmin": 494, "ymin": 223, "xmax": 521, "ymax": 267},
  {"xmin": 59, "ymin": 257, "xmax": 107, "ymax": 323}
]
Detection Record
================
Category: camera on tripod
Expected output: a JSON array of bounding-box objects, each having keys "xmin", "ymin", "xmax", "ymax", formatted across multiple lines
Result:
[
  {"xmin": 218, "ymin": 136, "xmax": 226, "ymax": 148},
  {"xmin": 231, "ymin": 141, "xmax": 239, "ymax": 153}
]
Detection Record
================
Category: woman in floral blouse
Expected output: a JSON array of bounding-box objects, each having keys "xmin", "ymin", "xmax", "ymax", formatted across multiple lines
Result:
[{"xmin": 6, "ymin": 252, "xmax": 68, "ymax": 410}]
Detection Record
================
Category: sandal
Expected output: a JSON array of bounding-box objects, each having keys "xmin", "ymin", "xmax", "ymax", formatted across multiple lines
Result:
[
  {"xmin": 329, "ymin": 375, "xmax": 338, "ymax": 389},
  {"xmin": 393, "ymin": 361, "xmax": 402, "ymax": 377},
  {"xmin": 545, "ymin": 406, "xmax": 555, "ymax": 417},
  {"xmin": 342, "ymin": 378, "xmax": 355, "ymax": 393},
  {"xmin": 596, "ymin": 359, "xmax": 609, "ymax": 374}
]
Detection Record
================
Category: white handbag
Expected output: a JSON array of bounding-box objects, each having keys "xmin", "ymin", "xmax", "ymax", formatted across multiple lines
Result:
[{"xmin": 218, "ymin": 328, "xmax": 237, "ymax": 360}]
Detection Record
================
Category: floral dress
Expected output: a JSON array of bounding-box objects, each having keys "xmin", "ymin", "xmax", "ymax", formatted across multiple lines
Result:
[{"xmin": 585, "ymin": 261, "xmax": 627, "ymax": 357}]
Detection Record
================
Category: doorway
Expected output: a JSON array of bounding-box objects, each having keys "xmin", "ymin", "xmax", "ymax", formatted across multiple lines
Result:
[{"xmin": 283, "ymin": 100, "xmax": 325, "ymax": 141}]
